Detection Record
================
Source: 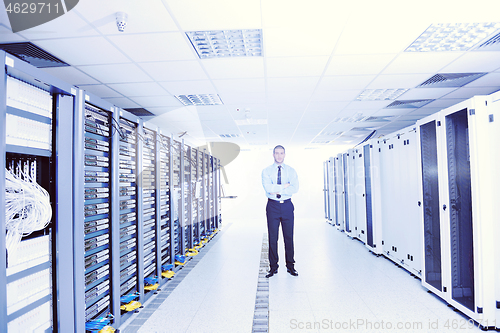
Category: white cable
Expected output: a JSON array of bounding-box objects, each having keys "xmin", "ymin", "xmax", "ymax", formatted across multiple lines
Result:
[{"xmin": 5, "ymin": 168, "xmax": 52, "ymax": 256}]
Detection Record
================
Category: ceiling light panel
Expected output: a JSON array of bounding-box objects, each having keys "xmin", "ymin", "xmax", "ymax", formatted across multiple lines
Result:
[
  {"xmin": 406, "ymin": 23, "xmax": 500, "ymax": 52},
  {"xmin": 186, "ymin": 29, "xmax": 262, "ymax": 59},
  {"xmin": 356, "ymin": 89, "xmax": 409, "ymax": 101},
  {"xmin": 175, "ymin": 94, "xmax": 223, "ymax": 106}
]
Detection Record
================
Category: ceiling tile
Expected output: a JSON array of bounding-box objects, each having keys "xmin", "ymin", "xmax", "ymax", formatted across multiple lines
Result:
[
  {"xmin": 213, "ymin": 78, "xmax": 266, "ymax": 94},
  {"xmin": 334, "ymin": 5, "xmax": 429, "ymax": 55},
  {"xmin": 267, "ymin": 91, "xmax": 313, "ymax": 103},
  {"xmin": 107, "ymin": 82, "xmax": 169, "ymax": 97},
  {"xmin": 17, "ymin": 11, "xmax": 99, "ymax": 39},
  {"xmin": 442, "ymin": 52, "xmax": 500, "ymax": 73},
  {"xmin": 140, "ymin": 61, "xmax": 208, "ymax": 81},
  {"xmin": 373, "ymin": 109, "xmax": 413, "ymax": 117},
  {"xmin": 203, "ymin": 120, "xmax": 241, "ymax": 133},
  {"xmin": 102, "ymin": 97, "xmax": 140, "ymax": 109},
  {"xmin": 268, "ymin": 117, "xmax": 300, "ymax": 127},
  {"xmin": 326, "ymin": 54, "xmax": 397, "ymax": 75},
  {"xmin": 263, "ymin": 26, "xmax": 339, "ymax": 57},
  {"xmin": 408, "ymin": 107, "xmax": 445, "ymax": 116},
  {"xmin": 40, "ymin": 66, "xmax": 100, "ymax": 85},
  {"xmin": 160, "ymin": 80, "xmax": 216, "ymax": 95},
  {"xmin": 368, "ymin": 74, "xmax": 433, "ymax": 89},
  {"xmin": 466, "ymin": 73, "xmax": 500, "ymax": 88},
  {"xmin": 307, "ymin": 101, "xmax": 350, "ymax": 113},
  {"xmin": 196, "ymin": 106, "xmax": 231, "ymax": 121},
  {"xmin": 0, "ymin": 25, "xmax": 26, "ymax": 42},
  {"xmin": 74, "ymin": 0, "xmax": 178, "ymax": 34},
  {"xmin": 382, "ymin": 52, "xmax": 464, "ymax": 74},
  {"xmin": 344, "ymin": 101, "xmax": 390, "ymax": 111},
  {"xmin": 267, "ymin": 77, "xmax": 320, "ymax": 92},
  {"xmin": 144, "ymin": 106, "xmax": 183, "ymax": 116},
  {"xmin": 130, "ymin": 96, "xmax": 183, "ymax": 108},
  {"xmin": 311, "ymin": 89, "xmax": 361, "ymax": 102},
  {"xmin": 80, "ymin": 84, "xmax": 123, "ymax": 98},
  {"xmin": 441, "ymin": 87, "xmax": 500, "ymax": 100},
  {"xmin": 425, "ymin": 98, "xmax": 467, "ymax": 109},
  {"xmin": 109, "ymin": 33, "xmax": 196, "ymax": 62},
  {"xmin": 267, "ymin": 56, "xmax": 329, "ymax": 77},
  {"xmin": 400, "ymin": 87, "xmax": 457, "ymax": 99},
  {"xmin": 168, "ymin": 0, "xmax": 261, "ymax": 31},
  {"xmin": 219, "ymin": 92, "xmax": 266, "ymax": 105},
  {"xmin": 35, "ymin": 37, "xmax": 130, "ymax": 65},
  {"xmin": 318, "ymin": 75, "xmax": 376, "ymax": 91},
  {"xmin": 77, "ymin": 64, "xmax": 151, "ymax": 83},
  {"xmin": 203, "ymin": 58, "xmax": 265, "ymax": 79},
  {"xmin": 301, "ymin": 110, "xmax": 344, "ymax": 124}
]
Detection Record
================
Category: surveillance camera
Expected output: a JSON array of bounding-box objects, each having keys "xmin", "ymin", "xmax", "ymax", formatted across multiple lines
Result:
[{"xmin": 116, "ymin": 12, "xmax": 128, "ymax": 32}]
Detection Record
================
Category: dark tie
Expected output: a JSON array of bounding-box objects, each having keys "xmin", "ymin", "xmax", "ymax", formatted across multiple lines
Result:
[{"xmin": 277, "ymin": 166, "xmax": 281, "ymax": 199}]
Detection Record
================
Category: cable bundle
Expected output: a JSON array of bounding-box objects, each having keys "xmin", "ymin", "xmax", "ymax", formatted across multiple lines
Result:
[{"xmin": 5, "ymin": 168, "xmax": 52, "ymax": 256}]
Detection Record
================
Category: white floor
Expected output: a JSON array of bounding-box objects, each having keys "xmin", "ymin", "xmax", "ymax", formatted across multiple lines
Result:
[{"xmin": 129, "ymin": 217, "xmax": 481, "ymax": 333}]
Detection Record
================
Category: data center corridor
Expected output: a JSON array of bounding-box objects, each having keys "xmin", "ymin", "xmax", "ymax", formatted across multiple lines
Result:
[{"xmin": 120, "ymin": 217, "xmax": 479, "ymax": 333}]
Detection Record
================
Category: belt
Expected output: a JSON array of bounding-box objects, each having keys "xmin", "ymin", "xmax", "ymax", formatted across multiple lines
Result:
[{"xmin": 268, "ymin": 198, "xmax": 291, "ymax": 204}]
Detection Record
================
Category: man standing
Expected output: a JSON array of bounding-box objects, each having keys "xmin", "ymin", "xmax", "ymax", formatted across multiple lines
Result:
[{"xmin": 261, "ymin": 145, "xmax": 299, "ymax": 278}]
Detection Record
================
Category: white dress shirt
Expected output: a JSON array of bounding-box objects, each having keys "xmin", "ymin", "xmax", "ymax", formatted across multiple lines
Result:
[{"xmin": 262, "ymin": 163, "xmax": 299, "ymax": 201}]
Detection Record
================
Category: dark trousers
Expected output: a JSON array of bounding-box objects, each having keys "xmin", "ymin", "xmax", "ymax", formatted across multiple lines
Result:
[{"xmin": 266, "ymin": 198, "xmax": 295, "ymax": 270}]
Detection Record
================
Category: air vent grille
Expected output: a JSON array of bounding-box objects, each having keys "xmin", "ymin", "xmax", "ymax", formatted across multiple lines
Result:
[
  {"xmin": 475, "ymin": 32, "xmax": 500, "ymax": 50},
  {"xmin": 417, "ymin": 73, "xmax": 486, "ymax": 88},
  {"xmin": 363, "ymin": 116, "xmax": 395, "ymax": 122},
  {"xmin": 0, "ymin": 42, "xmax": 69, "ymax": 68},
  {"xmin": 385, "ymin": 100, "xmax": 433, "ymax": 109},
  {"xmin": 219, "ymin": 134, "xmax": 240, "ymax": 138},
  {"xmin": 124, "ymin": 108, "xmax": 155, "ymax": 117}
]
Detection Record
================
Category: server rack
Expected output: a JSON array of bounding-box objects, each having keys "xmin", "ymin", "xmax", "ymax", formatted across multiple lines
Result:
[
  {"xmin": 183, "ymin": 143, "xmax": 192, "ymax": 252},
  {"xmin": 363, "ymin": 142, "xmax": 383, "ymax": 255},
  {"xmin": 215, "ymin": 157, "xmax": 222, "ymax": 229},
  {"xmin": 327, "ymin": 157, "xmax": 335, "ymax": 225},
  {"xmin": 334, "ymin": 154, "xmax": 345, "ymax": 231},
  {"xmin": 374, "ymin": 127, "xmax": 421, "ymax": 275},
  {"xmin": 202, "ymin": 152, "xmax": 209, "ymax": 236},
  {"xmin": 362, "ymin": 144, "xmax": 375, "ymax": 252},
  {"xmin": 353, "ymin": 149, "xmax": 367, "ymax": 243},
  {"xmin": 158, "ymin": 133, "xmax": 173, "ymax": 279},
  {"xmin": 171, "ymin": 140, "xmax": 183, "ymax": 258},
  {"xmin": 345, "ymin": 149, "xmax": 357, "ymax": 237},
  {"xmin": 416, "ymin": 96, "xmax": 498, "ymax": 327},
  {"xmin": 115, "ymin": 112, "xmax": 142, "ymax": 323},
  {"xmin": 209, "ymin": 155, "xmax": 215, "ymax": 232},
  {"xmin": 190, "ymin": 148, "xmax": 200, "ymax": 247},
  {"xmin": 73, "ymin": 92, "xmax": 118, "ymax": 331},
  {"xmin": 323, "ymin": 161, "xmax": 329, "ymax": 221},
  {"xmin": 141, "ymin": 124, "xmax": 159, "ymax": 301},
  {"xmin": 1, "ymin": 51, "xmax": 75, "ymax": 333},
  {"xmin": 198, "ymin": 150, "xmax": 206, "ymax": 239}
]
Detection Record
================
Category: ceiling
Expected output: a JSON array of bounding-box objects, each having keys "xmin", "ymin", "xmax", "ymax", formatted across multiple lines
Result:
[{"xmin": 1, "ymin": 0, "xmax": 500, "ymax": 149}]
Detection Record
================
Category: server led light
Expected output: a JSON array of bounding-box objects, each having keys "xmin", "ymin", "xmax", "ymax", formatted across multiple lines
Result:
[
  {"xmin": 175, "ymin": 94, "xmax": 223, "ymax": 106},
  {"xmin": 356, "ymin": 89, "xmax": 408, "ymax": 101},
  {"xmin": 186, "ymin": 29, "xmax": 263, "ymax": 59},
  {"xmin": 406, "ymin": 23, "xmax": 500, "ymax": 52}
]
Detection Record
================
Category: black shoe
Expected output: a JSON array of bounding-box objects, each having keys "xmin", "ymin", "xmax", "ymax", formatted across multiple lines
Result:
[
  {"xmin": 287, "ymin": 268, "xmax": 298, "ymax": 276},
  {"xmin": 265, "ymin": 269, "xmax": 278, "ymax": 278}
]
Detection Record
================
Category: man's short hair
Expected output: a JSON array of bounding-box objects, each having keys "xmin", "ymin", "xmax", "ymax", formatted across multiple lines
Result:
[{"xmin": 273, "ymin": 145, "xmax": 285, "ymax": 153}]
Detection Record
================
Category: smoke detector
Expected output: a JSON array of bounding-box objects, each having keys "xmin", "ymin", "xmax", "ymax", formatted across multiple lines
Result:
[{"xmin": 116, "ymin": 12, "xmax": 128, "ymax": 32}]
